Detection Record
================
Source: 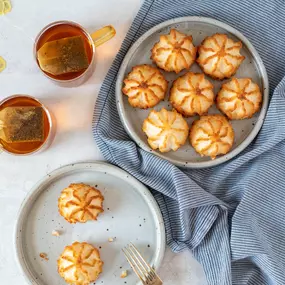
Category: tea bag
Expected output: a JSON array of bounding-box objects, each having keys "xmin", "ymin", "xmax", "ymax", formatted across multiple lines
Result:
[
  {"xmin": 0, "ymin": 106, "xmax": 44, "ymax": 143},
  {"xmin": 37, "ymin": 35, "xmax": 89, "ymax": 76}
]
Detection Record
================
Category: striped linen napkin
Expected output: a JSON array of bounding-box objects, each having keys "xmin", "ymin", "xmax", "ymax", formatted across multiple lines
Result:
[{"xmin": 93, "ymin": 1, "xmax": 285, "ymax": 284}]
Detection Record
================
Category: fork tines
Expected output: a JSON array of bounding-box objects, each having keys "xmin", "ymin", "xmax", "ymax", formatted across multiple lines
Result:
[{"xmin": 122, "ymin": 243, "xmax": 158, "ymax": 283}]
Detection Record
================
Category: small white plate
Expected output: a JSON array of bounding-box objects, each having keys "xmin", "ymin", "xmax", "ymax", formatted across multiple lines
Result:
[
  {"xmin": 15, "ymin": 162, "xmax": 165, "ymax": 285},
  {"xmin": 116, "ymin": 16, "xmax": 269, "ymax": 168}
]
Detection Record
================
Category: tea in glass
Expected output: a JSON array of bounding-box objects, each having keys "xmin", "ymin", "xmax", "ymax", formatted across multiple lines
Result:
[
  {"xmin": 34, "ymin": 21, "xmax": 116, "ymax": 86},
  {"xmin": 36, "ymin": 23, "xmax": 93, "ymax": 81},
  {"xmin": 0, "ymin": 95, "xmax": 52, "ymax": 155}
]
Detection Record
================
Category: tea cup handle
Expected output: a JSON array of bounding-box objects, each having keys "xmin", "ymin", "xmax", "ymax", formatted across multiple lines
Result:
[{"xmin": 91, "ymin": 25, "xmax": 116, "ymax": 47}]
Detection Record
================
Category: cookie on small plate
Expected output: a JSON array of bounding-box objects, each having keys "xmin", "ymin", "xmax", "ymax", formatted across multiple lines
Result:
[
  {"xmin": 58, "ymin": 242, "xmax": 103, "ymax": 285},
  {"xmin": 58, "ymin": 183, "xmax": 104, "ymax": 224}
]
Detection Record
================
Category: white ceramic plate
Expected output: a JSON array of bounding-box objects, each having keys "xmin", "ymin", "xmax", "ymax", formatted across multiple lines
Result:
[
  {"xmin": 15, "ymin": 162, "xmax": 165, "ymax": 285},
  {"xmin": 116, "ymin": 16, "xmax": 269, "ymax": 168}
]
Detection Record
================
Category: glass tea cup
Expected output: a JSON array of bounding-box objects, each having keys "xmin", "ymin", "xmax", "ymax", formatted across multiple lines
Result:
[
  {"xmin": 0, "ymin": 94, "xmax": 54, "ymax": 156},
  {"xmin": 34, "ymin": 20, "xmax": 116, "ymax": 87}
]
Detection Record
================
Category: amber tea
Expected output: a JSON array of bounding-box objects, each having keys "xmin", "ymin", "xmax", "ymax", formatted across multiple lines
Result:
[
  {"xmin": 35, "ymin": 21, "xmax": 116, "ymax": 86},
  {"xmin": 36, "ymin": 23, "xmax": 93, "ymax": 81},
  {"xmin": 0, "ymin": 96, "xmax": 51, "ymax": 154}
]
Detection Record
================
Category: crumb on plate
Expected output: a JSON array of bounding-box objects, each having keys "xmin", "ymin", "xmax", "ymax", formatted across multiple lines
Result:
[
  {"xmin": 52, "ymin": 230, "xmax": 60, "ymax": 236},
  {"xmin": 39, "ymin": 252, "xmax": 49, "ymax": 261},
  {"xmin": 120, "ymin": 270, "xmax": 128, "ymax": 278}
]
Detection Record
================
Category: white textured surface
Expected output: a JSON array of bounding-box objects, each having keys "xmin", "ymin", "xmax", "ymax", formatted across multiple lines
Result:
[{"xmin": 0, "ymin": 0, "xmax": 206, "ymax": 284}]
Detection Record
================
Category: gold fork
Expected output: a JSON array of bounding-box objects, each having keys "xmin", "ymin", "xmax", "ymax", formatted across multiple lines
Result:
[{"xmin": 122, "ymin": 243, "xmax": 163, "ymax": 285}]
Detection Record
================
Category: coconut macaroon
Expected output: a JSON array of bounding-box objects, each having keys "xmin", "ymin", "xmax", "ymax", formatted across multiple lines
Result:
[
  {"xmin": 190, "ymin": 115, "xmax": 234, "ymax": 159},
  {"xmin": 151, "ymin": 29, "xmax": 197, "ymax": 73},
  {"xmin": 142, "ymin": 108, "xmax": 189, "ymax": 152},
  {"xmin": 58, "ymin": 183, "xmax": 104, "ymax": 224},
  {"xmin": 170, "ymin": 72, "xmax": 215, "ymax": 117},
  {"xmin": 217, "ymin": 77, "xmax": 262, "ymax": 120},
  {"xmin": 58, "ymin": 242, "xmax": 103, "ymax": 285},
  {"xmin": 197, "ymin": 33, "xmax": 245, "ymax": 80},
  {"xmin": 122, "ymin": 64, "xmax": 168, "ymax": 109}
]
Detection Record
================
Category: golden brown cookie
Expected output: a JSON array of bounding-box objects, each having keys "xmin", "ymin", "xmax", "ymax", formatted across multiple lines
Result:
[
  {"xmin": 151, "ymin": 29, "xmax": 197, "ymax": 73},
  {"xmin": 197, "ymin": 33, "xmax": 245, "ymax": 80},
  {"xmin": 217, "ymin": 78, "xmax": 262, "ymax": 120},
  {"xmin": 142, "ymin": 108, "xmax": 189, "ymax": 152},
  {"xmin": 58, "ymin": 242, "xmax": 103, "ymax": 285},
  {"xmin": 58, "ymin": 183, "xmax": 104, "ymax": 224},
  {"xmin": 170, "ymin": 72, "xmax": 214, "ymax": 116},
  {"xmin": 122, "ymin": 64, "xmax": 168, "ymax": 109},
  {"xmin": 190, "ymin": 115, "xmax": 234, "ymax": 159}
]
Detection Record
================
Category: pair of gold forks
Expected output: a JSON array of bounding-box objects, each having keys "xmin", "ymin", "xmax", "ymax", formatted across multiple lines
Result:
[{"xmin": 122, "ymin": 243, "xmax": 163, "ymax": 285}]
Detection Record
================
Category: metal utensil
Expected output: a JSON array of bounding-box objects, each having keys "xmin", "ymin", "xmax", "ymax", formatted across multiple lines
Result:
[{"xmin": 123, "ymin": 243, "xmax": 163, "ymax": 285}]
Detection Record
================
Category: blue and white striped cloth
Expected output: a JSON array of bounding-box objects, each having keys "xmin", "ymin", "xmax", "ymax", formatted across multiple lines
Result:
[{"xmin": 93, "ymin": 1, "xmax": 285, "ymax": 284}]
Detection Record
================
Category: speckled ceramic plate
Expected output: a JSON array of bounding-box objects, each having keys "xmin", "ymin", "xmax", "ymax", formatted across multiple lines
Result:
[
  {"xmin": 116, "ymin": 16, "xmax": 269, "ymax": 168},
  {"xmin": 15, "ymin": 162, "xmax": 165, "ymax": 285}
]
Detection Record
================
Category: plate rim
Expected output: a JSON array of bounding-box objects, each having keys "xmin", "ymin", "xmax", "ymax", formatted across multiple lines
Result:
[
  {"xmin": 116, "ymin": 16, "xmax": 269, "ymax": 168},
  {"xmin": 14, "ymin": 162, "xmax": 166, "ymax": 285}
]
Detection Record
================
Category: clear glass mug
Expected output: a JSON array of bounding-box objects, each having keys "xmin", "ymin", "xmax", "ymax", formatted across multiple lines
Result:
[
  {"xmin": 0, "ymin": 94, "xmax": 54, "ymax": 156},
  {"xmin": 34, "ymin": 21, "xmax": 116, "ymax": 87}
]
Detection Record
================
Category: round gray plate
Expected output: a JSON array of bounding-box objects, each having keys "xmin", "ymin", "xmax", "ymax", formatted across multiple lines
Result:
[
  {"xmin": 15, "ymin": 162, "xmax": 165, "ymax": 285},
  {"xmin": 116, "ymin": 16, "xmax": 269, "ymax": 168}
]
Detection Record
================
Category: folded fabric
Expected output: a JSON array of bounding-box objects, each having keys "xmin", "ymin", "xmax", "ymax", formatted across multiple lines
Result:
[{"xmin": 93, "ymin": 1, "xmax": 285, "ymax": 284}]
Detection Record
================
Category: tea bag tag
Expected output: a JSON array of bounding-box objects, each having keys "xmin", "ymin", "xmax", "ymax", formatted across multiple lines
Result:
[{"xmin": 37, "ymin": 35, "xmax": 89, "ymax": 76}]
